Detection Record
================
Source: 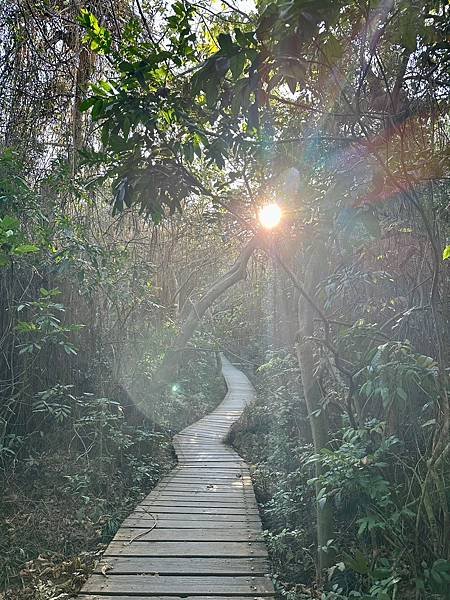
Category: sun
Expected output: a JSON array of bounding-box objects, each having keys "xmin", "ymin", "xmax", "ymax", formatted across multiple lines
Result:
[{"xmin": 258, "ymin": 203, "xmax": 282, "ymax": 229}]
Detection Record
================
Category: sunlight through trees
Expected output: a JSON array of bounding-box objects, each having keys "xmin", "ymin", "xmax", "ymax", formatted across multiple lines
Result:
[{"xmin": 0, "ymin": 0, "xmax": 449, "ymax": 598}]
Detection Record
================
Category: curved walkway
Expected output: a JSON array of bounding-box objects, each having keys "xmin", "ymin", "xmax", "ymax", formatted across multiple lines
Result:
[{"xmin": 79, "ymin": 354, "xmax": 275, "ymax": 599}]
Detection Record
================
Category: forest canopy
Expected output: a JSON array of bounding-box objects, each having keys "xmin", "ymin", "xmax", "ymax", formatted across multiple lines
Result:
[{"xmin": 0, "ymin": 1, "xmax": 449, "ymax": 599}]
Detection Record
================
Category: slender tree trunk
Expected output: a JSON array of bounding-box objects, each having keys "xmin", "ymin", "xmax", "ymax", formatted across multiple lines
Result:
[
  {"xmin": 295, "ymin": 250, "xmax": 334, "ymax": 573},
  {"xmin": 152, "ymin": 236, "xmax": 259, "ymax": 387}
]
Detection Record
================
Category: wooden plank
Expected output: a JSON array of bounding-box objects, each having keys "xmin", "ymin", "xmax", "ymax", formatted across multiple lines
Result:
[
  {"xmin": 143, "ymin": 488, "xmax": 252, "ymax": 495},
  {"xmin": 176, "ymin": 462, "xmax": 248, "ymax": 467},
  {"xmin": 144, "ymin": 490, "xmax": 250, "ymax": 496},
  {"xmin": 138, "ymin": 498, "xmax": 257, "ymax": 507},
  {"xmin": 158, "ymin": 479, "xmax": 252, "ymax": 486},
  {"xmin": 139, "ymin": 499, "xmax": 255, "ymax": 508},
  {"xmin": 178, "ymin": 432, "xmax": 232, "ymax": 436},
  {"xmin": 122, "ymin": 519, "xmax": 262, "ymax": 530},
  {"xmin": 143, "ymin": 482, "xmax": 254, "ymax": 494},
  {"xmin": 81, "ymin": 574, "xmax": 274, "ymax": 595},
  {"xmin": 166, "ymin": 477, "xmax": 253, "ymax": 483},
  {"xmin": 157, "ymin": 478, "xmax": 253, "ymax": 484},
  {"xmin": 145, "ymin": 488, "xmax": 253, "ymax": 495},
  {"xmin": 113, "ymin": 528, "xmax": 263, "ymax": 542},
  {"xmin": 150, "ymin": 493, "xmax": 254, "ymax": 500},
  {"xmin": 138, "ymin": 502, "xmax": 257, "ymax": 511},
  {"xmin": 143, "ymin": 492, "xmax": 254, "ymax": 500},
  {"xmin": 176, "ymin": 459, "xmax": 244, "ymax": 463},
  {"xmin": 176, "ymin": 454, "xmax": 244, "ymax": 458},
  {"xmin": 129, "ymin": 506, "xmax": 260, "ymax": 523},
  {"xmin": 131, "ymin": 506, "xmax": 258, "ymax": 515},
  {"xmin": 146, "ymin": 483, "xmax": 249, "ymax": 492},
  {"xmin": 78, "ymin": 595, "xmax": 275, "ymax": 599},
  {"xmin": 157, "ymin": 480, "xmax": 252, "ymax": 487},
  {"xmin": 151, "ymin": 482, "xmax": 249, "ymax": 489},
  {"xmin": 143, "ymin": 491, "xmax": 252, "ymax": 497},
  {"xmin": 144, "ymin": 491, "xmax": 254, "ymax": 499},
  {"xmin": 127, "ymin": 510, "xmax": 259, "ymax": 520},
  {"xmin": 147, "ymin": 482, "xmax": 251, "ymax": 489},
  {"xmin": 178, "ymin": 460, "xmax": 248, "ymax": 466},
  {"xmin": 161, "ymin": 473, "xmax": 251, "ymax": 479},
  {"xmin": 173, "ymin": 435, "xmax": 239, "ymax": 442},
  {"xmin": 139, "ymin": 499, "xmax": 255, "ymax": 507},
  {"xmin": 140, "ymin": 496, "xmax": 255, "ymax": 504},
  {"xmin": 126, "ymin": 512, "xmax": 259, "ymax": 522},
  {"xmin": 177, "ymin": 466, "xmax": 247, "ymax": 471},
  {"xmin": 176, "ymin": 454, "xmax": 239, "ymax": 462},
  {"xmin": 94, "ymin": 556, "xmax": 270, "ymax": 575},
  {"xmin": 104, "ymin": 541, "xmax": 268, "ymax": 557},
  {"xmin": 153, "ymin": 481, "xmax": 252, "ymax": 488},
  {"xmin": 169, "ymin": 473, "xmax": 252, "ymax": 478},
  {"xmin": 165, "ymin": 468, "xmax": 251, "ymax": 475},
  {"xmin": 175, "ymin": 457, "xmax": 241, "ymax": 461}
]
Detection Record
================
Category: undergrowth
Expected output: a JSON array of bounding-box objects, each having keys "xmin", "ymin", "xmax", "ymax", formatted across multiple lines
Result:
[
  {"xmin": 230, "ymin": 349, "xmax": 450, "ymax": 600},
  {"xmin": 1, "ymin": 351, "xmax": 225, "ymax": 599}
]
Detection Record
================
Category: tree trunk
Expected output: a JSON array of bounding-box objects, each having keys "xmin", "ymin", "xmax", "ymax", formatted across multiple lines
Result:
[
  {"xmin": 295, "ymin": 250, "xmax": 334, "ymax": 574},
  {"xmin": 152, "ymin": 236, "xmax": 259, "ymax": 387}
]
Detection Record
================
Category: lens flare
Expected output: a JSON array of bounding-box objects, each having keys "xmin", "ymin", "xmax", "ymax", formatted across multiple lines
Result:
[{"xmin": 258, "ymin": 203, "xmax": 282, "ymax": 229}]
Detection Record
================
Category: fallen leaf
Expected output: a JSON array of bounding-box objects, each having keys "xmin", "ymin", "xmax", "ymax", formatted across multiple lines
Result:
[{"xmin": 100, "ymin": 564, "xmax": 112, "ymax": 577}]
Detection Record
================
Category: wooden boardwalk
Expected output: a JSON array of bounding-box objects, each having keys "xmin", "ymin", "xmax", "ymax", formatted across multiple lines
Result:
[{"xmin": 79, "ymin": 354, "xmax": 275, "ymax": 599}]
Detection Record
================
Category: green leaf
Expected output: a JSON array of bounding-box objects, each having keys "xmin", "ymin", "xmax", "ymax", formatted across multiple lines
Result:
[
  {"xmin": 217, "ymin": 33, "xmax": 234, "ymax": 55},
  {"xmin": 121, "ymin": 115, "xmax": 131, "ymax": 140},
  {"xmin": 92, "ymin": 98, "xmax": 105, "ymax": 120},
  {"xmin": 183, "ymin": 142, "xmax": 194, "ymax": 163},
  {"xmin": 229, "ymin": 52, "xmax": 246, "ymax": 79},
  {"xmin": 344, "ymin": 549, "xmax": 370, "ymax": 575},
  {"xmin": 234, "ymin": 28, "xmax": 248, "ymax": 47},
  {"xmin": 79, "ymin": 97, "xmax": 97, "ymax": 112},
  {"xmin": 322, "ymin": 34, "xmax": 343, "ymax": 63},
  {"xmin": 396, "ymin": 387, "xmax": 407, "ymax": 401},
  {"xmin": 192, "ymin": 135, "xmax": 202, "ymax": 158},
  {"xmin": 204, "ymin": 77, "xmax": 219, "ymax": 108},
  {"xmin": 0, "ymin": 253, "xmax": 10, "ymax": 267},
  {"xmin": 0, "ymin": 216, "xmax": 19, "ymax": 230},
  {"xmin": 400, "ymin": 14, "xmax": 417, "ymax": 52},
  {"xmin": 191, "ymin": 70, "xmax": 205, "ymax": 95},
  {"xmin": 13, "ymin": 244, "xmax": 39, "ymax": 255},
  {"xmin": 79, "ymin": 10, "xmax": 112, "ymax": 55},
  {"xmin": 443, "ymin": 245, "xmax": 450, "ymax": 260},
  {"xmin": 101, "ymin": 124, "xmax": 110, "ymax": 146},
  {"xmin": 360, "ymin": 380, "xmax": 373, "ymax": 397}
]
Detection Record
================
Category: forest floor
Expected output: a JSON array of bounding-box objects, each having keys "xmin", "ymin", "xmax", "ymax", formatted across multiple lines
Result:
[
  {"xmin": 1, "ymin": 432, "xmax": 175, "ymax": 600},
  {"xmin": 1, "ymin": 358, "xmax": 226, "ymax": 600}
]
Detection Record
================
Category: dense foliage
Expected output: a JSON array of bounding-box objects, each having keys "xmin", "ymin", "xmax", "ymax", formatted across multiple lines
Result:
[
  {"xmin": 231, "ymin": 347, "xmax": 449, "ymax": 598},
  {"xmin": 1, "ymin": 0, "xmax": 448, "ymax": 599}
]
